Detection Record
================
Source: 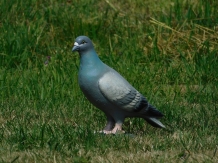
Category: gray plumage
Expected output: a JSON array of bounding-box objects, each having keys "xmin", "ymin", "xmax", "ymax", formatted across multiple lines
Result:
[{"xmin": 72, "ymin": 36, "xmax": 165, "ymax": 134}]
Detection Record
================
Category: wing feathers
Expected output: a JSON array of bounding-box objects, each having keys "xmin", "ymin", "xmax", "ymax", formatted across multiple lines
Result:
[{"xmin": 99, "ymin": 71, "xmax": 144, "ymax": 112}]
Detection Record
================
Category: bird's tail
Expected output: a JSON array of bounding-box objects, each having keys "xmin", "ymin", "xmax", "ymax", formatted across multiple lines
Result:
[
  {"xmin": 144, "ymin": 117, "xmax": 165, "ymax": 128},
  {"xmin": 143, "ymin": 104, "xmax": 165, "ymax": 128}
]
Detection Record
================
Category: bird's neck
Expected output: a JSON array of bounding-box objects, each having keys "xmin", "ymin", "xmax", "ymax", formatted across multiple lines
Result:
[{"xmin": 79, "ymin": 50, "xmax": 103, "ymax": 68}]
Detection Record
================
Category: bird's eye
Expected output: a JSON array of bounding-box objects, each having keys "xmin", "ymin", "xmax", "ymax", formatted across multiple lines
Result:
[{"xmin": 82, "ymin": 40, "xmax": 86, "ymax": 44}]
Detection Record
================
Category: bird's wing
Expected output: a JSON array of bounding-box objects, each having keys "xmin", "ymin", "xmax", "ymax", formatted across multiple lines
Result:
[{"xmin": 98, "ymin": 71, "xmax": 147, "ymax": 112}]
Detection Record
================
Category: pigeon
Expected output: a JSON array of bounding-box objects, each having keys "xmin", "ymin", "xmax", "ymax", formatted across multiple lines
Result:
[{"xmin": 72, "ymin": 36, "xmax": 165, "ymax": 134}]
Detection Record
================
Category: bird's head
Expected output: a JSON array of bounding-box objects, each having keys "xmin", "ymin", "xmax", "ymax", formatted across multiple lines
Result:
[{"xmin": 72, "ymin": 36, "xmax": 94, "ymax": 53}]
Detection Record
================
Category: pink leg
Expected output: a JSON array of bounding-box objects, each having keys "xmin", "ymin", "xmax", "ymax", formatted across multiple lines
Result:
[
  {"xmin": 104, "ymin": 123, "xmax": 125, "ymax": 134},
  {"xmin": 103, "ymin": 116, "xmax": 115, "ymax": 131}
]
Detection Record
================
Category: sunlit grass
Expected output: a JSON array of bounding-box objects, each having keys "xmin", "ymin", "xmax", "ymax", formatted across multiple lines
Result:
[{"xmin": 0, "ymin": 0, "xmax": 217, "ymax": 162}]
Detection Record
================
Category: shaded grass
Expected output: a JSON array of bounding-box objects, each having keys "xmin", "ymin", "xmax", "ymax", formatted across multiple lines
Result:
[{"xmin": 0, "ymin": 0, "xmax": 218, "ymax": 162}]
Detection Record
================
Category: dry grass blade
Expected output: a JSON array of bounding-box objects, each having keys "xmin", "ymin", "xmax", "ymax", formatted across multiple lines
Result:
[{"xmin": 150, "ymin": 17, "xmax": 218, "ymax": 52}]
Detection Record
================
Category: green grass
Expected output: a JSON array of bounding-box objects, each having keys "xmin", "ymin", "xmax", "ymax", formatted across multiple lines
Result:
[{"xmin": 0, "ymin": 0, "xmax": 218, "ymax": 162}]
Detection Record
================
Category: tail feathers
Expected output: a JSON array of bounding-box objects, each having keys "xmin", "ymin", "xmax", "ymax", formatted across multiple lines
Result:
[
  {"xmin": 145, "ymin": 117, "xmax": 165, "ymax": 128},
  {"xmin": 143, "ymin": 104, "xmax": 165, "ymax": 128},
  {"xmin": 145, "ymin": 104, "xmax": 164, "ymax": 118}
]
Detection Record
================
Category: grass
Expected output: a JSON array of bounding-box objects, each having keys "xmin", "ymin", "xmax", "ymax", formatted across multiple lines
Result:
[{"xmin": 0, "ymin": 0, "xmax": 218, "ymax": 162}]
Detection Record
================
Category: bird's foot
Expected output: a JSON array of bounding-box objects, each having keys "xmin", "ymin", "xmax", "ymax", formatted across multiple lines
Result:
[
  {"xmin": 103, "ymin": 129, "xmax": 125, "ymax": 135},
  {"xmin": 94, "ymin": 129, "xmax": 125, "ymax": 135},
  {"xmin": 104, "ymin": 123, "xmax": 125, "ymax": 134},
  {"xmin": 94, "ymin": 123, "xmax": 124, "ymax": 135}
]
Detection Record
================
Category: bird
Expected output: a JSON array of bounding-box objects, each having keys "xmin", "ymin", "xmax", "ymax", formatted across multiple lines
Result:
[{"xmin": 72, "ymin": 36, "xmax": 165, "ymax": 134}]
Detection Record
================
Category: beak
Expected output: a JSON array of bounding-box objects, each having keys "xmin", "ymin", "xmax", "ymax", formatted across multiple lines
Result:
[{"xmin": 72, "ymin": 42, "xmax": 79, "ymax": 52}]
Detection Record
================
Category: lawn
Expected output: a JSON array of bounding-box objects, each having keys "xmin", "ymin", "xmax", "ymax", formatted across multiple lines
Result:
[{"xmin": 0, "ymin": 0, "xmax": 218, "ymax": 162}]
